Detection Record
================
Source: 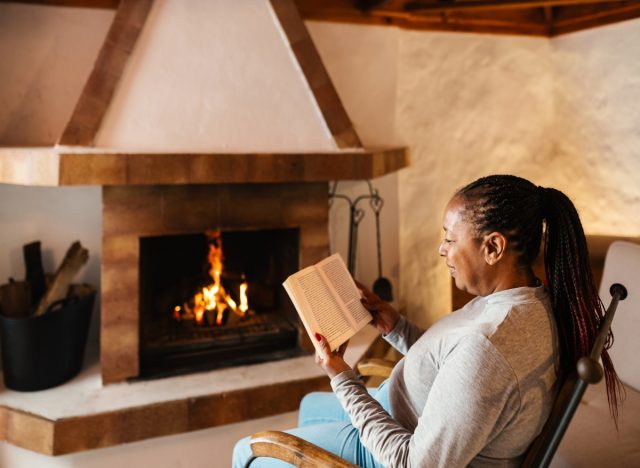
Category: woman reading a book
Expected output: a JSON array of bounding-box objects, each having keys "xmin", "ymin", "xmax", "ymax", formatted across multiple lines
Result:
[{"xmin": 233, "ymin": 174, "xmax": 621, "ymax": 467}]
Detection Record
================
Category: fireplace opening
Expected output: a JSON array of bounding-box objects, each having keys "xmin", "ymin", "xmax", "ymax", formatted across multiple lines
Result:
[{"xmin": 138, "ymin": 228, "xmax": 305, "ymax": 379}]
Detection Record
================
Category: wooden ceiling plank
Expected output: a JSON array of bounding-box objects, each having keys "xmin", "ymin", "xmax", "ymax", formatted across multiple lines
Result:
[
  {"xmin": 544, "ymin": 5, "xmax": 555, "ymax": 34},
  {"xmin": 297, "ymin": 0, "xmax": 638, "ymax": 36},
  {"xmin": 404, "ymin": 0, "xmax": 632, "ymax": 13},
  {"xmin": 552, "ymin": 1, "xmax": 639, "ymax": 21},
  {"xmin": 552, "ymin": 4, "xmax": 640, "ymax": 33},
  {"xmin": 405, "ymin": 20, "xmax": 548, "ymax": 35},
  {"xmin": 300, "ymin": 8, "xmax": 549, "ymax": 36},
  {"xmin": 269, "ymin": 0, "xmax": 363, "ymax": 149},
  {"xmin": 57, "ymin": 0, "xmax": 153, "ymax": 146}
]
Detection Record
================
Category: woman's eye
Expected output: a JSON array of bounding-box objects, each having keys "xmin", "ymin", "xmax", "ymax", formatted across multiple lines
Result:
[{"xmin": 444, "ymin": 238, "xmax": 453, "ymax": 244}]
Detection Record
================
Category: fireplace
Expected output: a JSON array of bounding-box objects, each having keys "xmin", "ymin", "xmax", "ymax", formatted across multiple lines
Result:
[
  {"xmin": 101, "ymin": 182, "xmax": 329, "ymax": 384},
  {"xmin": 138, "ymin": 228, "xmax": 303, "ymax": 379}
]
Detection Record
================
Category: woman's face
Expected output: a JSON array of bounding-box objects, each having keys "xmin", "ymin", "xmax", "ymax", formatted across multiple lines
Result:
[{"xmin": 438, "ymin": 197, "xmax": 491, "ymax": 296}]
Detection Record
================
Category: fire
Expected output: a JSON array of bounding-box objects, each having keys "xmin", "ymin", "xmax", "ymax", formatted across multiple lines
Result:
[{"xmin": 174, "ymin": 231, "xmax": 251, "ymax": 326}]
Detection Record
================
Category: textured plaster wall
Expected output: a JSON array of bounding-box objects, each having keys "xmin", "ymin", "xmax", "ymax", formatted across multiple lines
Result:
[
  {"xmin": 0, "ymin": 3, "xmax": 113, "ymax": 145},
  {"xmin": 0, "ymin": 185, "xmax": 101, "ymax": 287},
  {"xmin": 396, "ymin": 21, "xmax": 640, "ymax": 328},
  {"xmin": 95, "ymin": 0, "xmax": 336, "ymax": 152},
  {"xmin": 551, "ymin": 20, "xmax": 640, "ymax": 236},
  {"xmin": 307, "ymin": 21, "xmax": 402, "ymax": 301},
  {"xmin": 397, "ymin": 32, "xmax": 555, "ymax": 326}
]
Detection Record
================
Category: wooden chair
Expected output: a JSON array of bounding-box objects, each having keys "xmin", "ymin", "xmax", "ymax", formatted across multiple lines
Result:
[
  {"xmin": 520, "ymin": 282, "xmax": 627, "ymax": 468},
  {"xmin": 245, "ymin": 283, "xmax": 628, "ymax": 468}
]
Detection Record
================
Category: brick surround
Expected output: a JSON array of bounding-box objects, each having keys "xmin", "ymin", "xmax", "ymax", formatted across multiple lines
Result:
[{"xmin": 101, "ymin": 182, "xmax": 329, "ymax": 384}]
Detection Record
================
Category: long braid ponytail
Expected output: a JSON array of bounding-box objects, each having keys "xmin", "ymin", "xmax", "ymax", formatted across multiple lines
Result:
[
  {"xmin": 457, "ymin": 175, "xmax": 623, "ymax": 423},
  {"xmin": 542, "ymin": 187, "xmax": 623, "ymax": 423}
]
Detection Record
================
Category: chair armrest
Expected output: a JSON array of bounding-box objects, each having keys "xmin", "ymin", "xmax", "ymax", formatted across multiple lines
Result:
[
  {"xmin": 356, "ymin": 358, "xmax": 395, "ymax": 378},
  {"xmin": 248, "ymin": 430, "xmax": 357, "ymax": 467}
]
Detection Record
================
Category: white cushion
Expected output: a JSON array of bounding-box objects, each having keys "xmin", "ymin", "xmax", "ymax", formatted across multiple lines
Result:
[{"xmin": 598, "ymin": 241, "xmax": 640, "ymax": 391}]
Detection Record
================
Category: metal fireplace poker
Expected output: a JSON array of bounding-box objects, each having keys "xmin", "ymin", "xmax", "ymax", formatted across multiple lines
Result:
[{"xmin": 329, "ymin": 181, "xmax": 393, "ymax": 301}]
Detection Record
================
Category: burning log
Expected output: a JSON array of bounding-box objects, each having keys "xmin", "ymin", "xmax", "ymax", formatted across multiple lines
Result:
[
  {"xmin": 172, "ymin": 231, "xmax": 253, "ymax": 327},
  {"xmin": 34, "ymin": 241, "xmax": 89, "ymax": 317}
]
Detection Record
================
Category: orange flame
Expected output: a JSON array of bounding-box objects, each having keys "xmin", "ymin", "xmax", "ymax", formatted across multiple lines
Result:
[{"xmin": 174, "ymin": 231, "xmax": 250, "ymax": 326}]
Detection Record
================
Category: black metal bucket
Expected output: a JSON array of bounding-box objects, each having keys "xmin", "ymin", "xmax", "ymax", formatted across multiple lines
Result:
[{"xmin": 0, "ymin": 288, "xmax": 95, "ymax": 391}]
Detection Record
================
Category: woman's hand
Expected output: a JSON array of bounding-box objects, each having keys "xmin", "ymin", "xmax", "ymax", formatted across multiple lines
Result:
[
  {"xmin": 314, "ymin": 333, "xmax": 351, "ymax": 379},
  {"xmin": 356, "ymin": 281, "xmax": 400, "ymax": 335}
]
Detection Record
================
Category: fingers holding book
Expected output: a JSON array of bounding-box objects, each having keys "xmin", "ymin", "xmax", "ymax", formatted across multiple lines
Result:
[
  {"xmin": 356, "ymin": 281, "xmax": 400, "ymax": 336},
  {"xmin": 314, "ymin": 333, "xmax": 351, "ymax": 379}
]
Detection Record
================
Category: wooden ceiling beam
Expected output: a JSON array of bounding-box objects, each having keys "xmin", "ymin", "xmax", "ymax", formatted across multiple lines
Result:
[
  {"xmin": 297, "ymin": 0, "xmax": 640, "ymax": 36},
  {"xmin": 551, "ymin": 3, "xmax": 640, "ymax": 34},
  {"xmin": 543, "ymin": 5, "xmax": 555, "ymax": 34},
  {"xmin": 299, "ymin": 5, "xmax": 549, "ymax": 36},
  {"xmin": 404, "ymin": 0, "xmax": 631, "ymax": 13}
]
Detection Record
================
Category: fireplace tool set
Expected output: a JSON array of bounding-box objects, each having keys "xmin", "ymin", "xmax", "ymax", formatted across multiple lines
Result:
[{"xmin": 329, "ymin": 181, "xmax": 393, "ymax": 302}]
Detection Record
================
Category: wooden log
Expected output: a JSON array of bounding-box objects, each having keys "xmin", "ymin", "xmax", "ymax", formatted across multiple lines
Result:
[
  {"xmin": 34, "ymin": 242, "xmax": 89, "ymax": 317},
  {"xmin": 0, "ymin": 280, "xmax": 32, "ymax": 318},
  {"xmin": 23, "ymin": 241, "xmax": 47, "ymax": 306}
]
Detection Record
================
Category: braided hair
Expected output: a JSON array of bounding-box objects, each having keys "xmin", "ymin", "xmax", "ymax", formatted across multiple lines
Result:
[{"xmin": 456, "ymin": 174, "xmax": 622, "ymax": 422}]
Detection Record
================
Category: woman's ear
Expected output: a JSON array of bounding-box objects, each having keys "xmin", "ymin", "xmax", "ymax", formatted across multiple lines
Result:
[{"xmin": 483, "ymin": 232, "xmax": 507, "ymax": 265}]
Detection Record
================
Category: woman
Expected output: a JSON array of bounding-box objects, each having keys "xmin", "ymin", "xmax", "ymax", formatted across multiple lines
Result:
[{"xmin": 233, "ymin": 174, "xmax": 621, "ymax": 467}]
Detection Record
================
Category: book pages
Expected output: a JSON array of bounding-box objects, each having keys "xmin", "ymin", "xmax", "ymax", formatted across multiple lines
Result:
[{"xmin": 283, "ymin": 254, "xmax": 372, "ymax": 353}]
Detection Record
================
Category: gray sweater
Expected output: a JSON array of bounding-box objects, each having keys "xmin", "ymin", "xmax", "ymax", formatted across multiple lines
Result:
[{"xmin": 331, "ymin": 286, "xmax": 559, "ymax": 468}]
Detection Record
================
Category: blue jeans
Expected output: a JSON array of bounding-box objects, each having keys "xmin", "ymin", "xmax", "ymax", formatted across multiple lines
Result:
[{"xmin": 232, "ymin": 381, "xmax": 390, "ymax": 468}]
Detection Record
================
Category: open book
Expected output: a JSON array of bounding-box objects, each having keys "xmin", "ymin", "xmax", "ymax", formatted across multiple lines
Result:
[{"xmin": 283, "ymin": 253, "xmax": 372, "ymax": 354}]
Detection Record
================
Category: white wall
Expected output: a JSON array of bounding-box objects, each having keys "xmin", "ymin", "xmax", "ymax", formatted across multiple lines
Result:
[
  {"xmin": 394, "ymin": 20, "xmax": 640, "ymax": 328},
  {"xmin": 94, "ymin": 0, "xmax": 337, "ymax": 152},
  {"xmin": 0, "ymin": 3, "xmax": 113, "ymax": 146},
  {"xmin": 396, "ymin": 32, "xmax": 555, "ymax": 326},
  {"xmin": 0, "ymin": 184, "xmax": 102, "ymax": 364},
  {"xmin": 551, "ymin": 20, "xmax": 640, "ymax": 236},
  {"xmin": 307, "ymin": 22, "xmax": 402, "ymax": 304},
  {"xmin": 0, "ymin": 185, "xmax": 101, "ymax": 286}
]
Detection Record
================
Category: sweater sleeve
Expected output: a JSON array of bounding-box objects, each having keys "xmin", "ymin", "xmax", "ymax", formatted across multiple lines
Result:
[
  {"xmin": 383, "ymin": 315, "xmax": 425, "ymax": 355},
  {"xmin": 331, "ymin": 334, "xmax": 521, "ymax": 468}
]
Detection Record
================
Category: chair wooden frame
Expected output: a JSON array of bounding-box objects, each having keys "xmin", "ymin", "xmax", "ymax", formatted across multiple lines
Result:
[{"xmin": 246, "ymin": 284, "xmax": 627, "ymax": 468}]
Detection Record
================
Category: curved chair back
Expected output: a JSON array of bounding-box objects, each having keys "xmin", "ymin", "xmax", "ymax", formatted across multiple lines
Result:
[
  {"xmin": 521, "ymin": 240, "xmax": 637, "ymax": 468},
  {"xmin": 600, "ymin": 241, "xmax": 640, "ymax": 391}
]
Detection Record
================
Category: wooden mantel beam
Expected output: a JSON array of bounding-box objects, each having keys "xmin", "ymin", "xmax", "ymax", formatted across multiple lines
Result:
[{"xmin": 0, "ymin": 147, "xmax": 409, "ymax": 186}]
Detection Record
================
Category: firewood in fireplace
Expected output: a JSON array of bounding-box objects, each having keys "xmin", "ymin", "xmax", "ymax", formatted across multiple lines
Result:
[
  {"xmin": 34, "ymin": 241, "xmax": 89, "ymax": 317},
  {"xmin": 23, "ymin": 241, "xmax": 47, "ymax": 306}
]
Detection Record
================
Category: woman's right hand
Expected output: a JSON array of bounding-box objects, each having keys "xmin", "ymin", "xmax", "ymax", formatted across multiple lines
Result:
[{"xmin": 356, "ymin": 281, "xmax": 400, "ymax": 335}]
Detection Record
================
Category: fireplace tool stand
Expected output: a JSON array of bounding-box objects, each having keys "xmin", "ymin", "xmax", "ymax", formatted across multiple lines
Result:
[{"xmin": 329, "ymin": 181, "xmax": 393, "ymax": 301}]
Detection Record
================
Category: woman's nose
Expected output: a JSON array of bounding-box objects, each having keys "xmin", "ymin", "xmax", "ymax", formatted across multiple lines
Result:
[{"xmin": 438, "ymin": 241, "xmax": 446, "ymax": 257}]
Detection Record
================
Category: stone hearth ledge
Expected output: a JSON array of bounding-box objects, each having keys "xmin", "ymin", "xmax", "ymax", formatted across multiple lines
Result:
[
  {"xmin": 0, "ymin": 146, "xmax": 409, "ymax": 186},
  {"xmin": 0, "ymin": 325, "xmax": 381, "ymax": 456}
]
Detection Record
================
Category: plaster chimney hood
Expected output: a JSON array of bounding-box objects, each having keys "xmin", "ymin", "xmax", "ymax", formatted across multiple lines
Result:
[{"xmin": 0, "ymin": 0, "xmax": 408, "ymax": 186}]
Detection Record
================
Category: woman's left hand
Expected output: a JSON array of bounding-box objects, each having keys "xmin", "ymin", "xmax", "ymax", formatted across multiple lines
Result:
[{"xmin": 314, "ymin": 333, "xmax": 351, "ymax": 379}]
